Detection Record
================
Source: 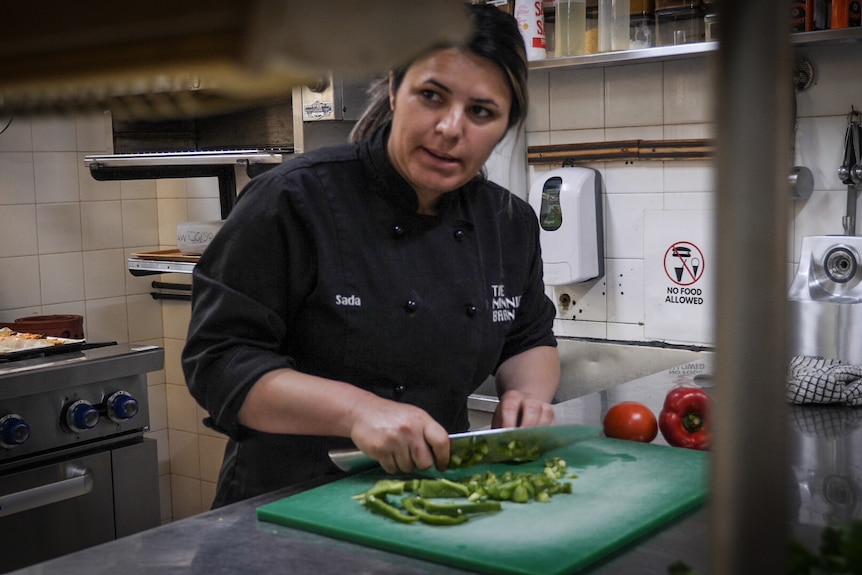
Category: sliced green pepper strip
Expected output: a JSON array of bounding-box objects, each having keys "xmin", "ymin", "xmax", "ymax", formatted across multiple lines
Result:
[
  {"xmin": 419, "ymin": 499, "xmax": 502, "ymax": 516},
  {"xmin": 402, "ymin": 497, "xmax": 469, "ymax": 525},
  {"xmin": 363, "ymin": 494, "xmax": 418, "ymax": 523},
  {"xmin": 417, "ymin": 478, "xmax": 471, "ymax": 499}
]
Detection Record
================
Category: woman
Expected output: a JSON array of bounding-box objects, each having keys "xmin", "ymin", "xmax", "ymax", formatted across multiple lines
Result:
[{"xmin": 182, "ymin": 3, "xmax": 560, "ymax": 508}]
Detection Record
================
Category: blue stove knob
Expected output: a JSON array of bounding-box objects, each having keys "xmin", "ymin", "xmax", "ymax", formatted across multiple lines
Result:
[
  {"xmin": 0, "ymin": 414, "xmax": 30, "ymax": 448},
  {"xmin": 107, "ymin": 391, "xmax": 139, "ymax": 422},
  {"xmin": 66, "ymin": 400, "xmax": 99, "ymax": 432}
]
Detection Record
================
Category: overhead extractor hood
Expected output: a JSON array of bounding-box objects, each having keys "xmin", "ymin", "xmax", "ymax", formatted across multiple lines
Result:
[{"xmin": 0, "ymin": 0, "xmax": 470, "ymax": 119}]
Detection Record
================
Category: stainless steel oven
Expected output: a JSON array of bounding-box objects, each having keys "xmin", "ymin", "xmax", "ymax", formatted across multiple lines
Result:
[{"xmin": 0, "ymin": 344, "xmax": 163, "ymax": 574}]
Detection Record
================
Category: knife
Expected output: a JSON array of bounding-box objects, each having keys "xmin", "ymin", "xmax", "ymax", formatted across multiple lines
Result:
[{"xmin": 328, "ymin": 424, "xmax": 598, "ymax": 473}]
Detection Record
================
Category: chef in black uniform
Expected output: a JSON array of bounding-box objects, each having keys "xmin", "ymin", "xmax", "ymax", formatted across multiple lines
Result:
[{"xmin": 182, "ymin": 3, "xmax": 561, "ymax": 507}]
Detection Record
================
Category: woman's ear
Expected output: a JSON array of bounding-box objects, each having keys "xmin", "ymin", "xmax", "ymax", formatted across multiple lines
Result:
[{"xmin": 388, "ymin": 71, "xmax": 396, "ymax": 111}]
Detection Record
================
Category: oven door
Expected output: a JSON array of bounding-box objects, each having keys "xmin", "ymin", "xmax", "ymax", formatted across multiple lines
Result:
[{"xmin": 0, "ymin": 451, "xmax": 115, "ymax": 573}]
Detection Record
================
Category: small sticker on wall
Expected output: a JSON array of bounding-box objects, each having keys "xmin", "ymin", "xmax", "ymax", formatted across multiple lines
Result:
[{"xmin": 644, "ymin": 211, "xmax": 714, "ymax": 345}]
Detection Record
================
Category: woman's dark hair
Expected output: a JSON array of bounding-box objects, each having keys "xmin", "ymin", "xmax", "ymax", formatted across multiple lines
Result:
[{"xmin": 349, "ymin": 3, "xmax": 528, "ymax": 143}]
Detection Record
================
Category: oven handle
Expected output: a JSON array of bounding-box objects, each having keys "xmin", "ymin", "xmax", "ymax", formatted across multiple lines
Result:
[{"xmin": 0, "ymin": 467, "xmax": 93, "ymax": 518}]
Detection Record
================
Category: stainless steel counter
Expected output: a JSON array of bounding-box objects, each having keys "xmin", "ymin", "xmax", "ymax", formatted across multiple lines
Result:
[{"xmin": 13, "ymin": 358, "xmax": 862, "ymax": 575}]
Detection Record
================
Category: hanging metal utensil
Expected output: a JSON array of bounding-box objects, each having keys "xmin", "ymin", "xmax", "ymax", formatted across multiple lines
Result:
[{"xmin": 840, "ymin": 109, "xmax": 861, "ymax": 236}]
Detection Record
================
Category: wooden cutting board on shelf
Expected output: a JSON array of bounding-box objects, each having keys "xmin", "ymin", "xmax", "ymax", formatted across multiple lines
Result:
[{"xmin": 257, "ymin": 428, "xmax": 709, "ymax": 575}]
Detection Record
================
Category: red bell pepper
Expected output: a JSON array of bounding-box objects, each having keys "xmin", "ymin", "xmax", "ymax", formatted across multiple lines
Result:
[{"xmin": 659, "ymin": 386, "xmax": 710, "ymax": 450}]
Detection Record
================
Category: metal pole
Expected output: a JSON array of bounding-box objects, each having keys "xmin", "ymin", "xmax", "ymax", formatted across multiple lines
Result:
[{"xmin": 712, "ymin": 1, "xmax": 791, "ymax": 574}]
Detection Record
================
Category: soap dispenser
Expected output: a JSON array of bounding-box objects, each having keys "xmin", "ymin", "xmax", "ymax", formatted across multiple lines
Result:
[{"xmin": 528, "ymin": 167, "xmax": 604, "ymax": 285}]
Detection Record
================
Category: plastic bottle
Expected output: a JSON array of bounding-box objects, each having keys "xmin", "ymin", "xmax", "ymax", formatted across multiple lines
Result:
[
  {"xmin": 598, "ymin": 0, "xmax": 630, "ymax": 52},
  {"xmin": 514, "ymin": 0, "xmax": 547, "ymax": 60}
]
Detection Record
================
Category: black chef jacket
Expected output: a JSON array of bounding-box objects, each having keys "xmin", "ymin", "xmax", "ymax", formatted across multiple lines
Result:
[{"xmin": 182, "ymin": 123, "xmax": 557, "ymax": 507}]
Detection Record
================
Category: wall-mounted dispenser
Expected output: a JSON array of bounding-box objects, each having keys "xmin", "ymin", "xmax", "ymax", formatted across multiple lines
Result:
[{"xmin": 528, "ymin": 167, "xmax": 604, "ymax": 285}]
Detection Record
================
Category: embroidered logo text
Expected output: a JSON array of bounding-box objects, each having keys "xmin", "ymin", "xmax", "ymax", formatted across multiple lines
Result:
[{"xmin": 491, "ymin": 284, "xmax": 521, "ymax": 323}]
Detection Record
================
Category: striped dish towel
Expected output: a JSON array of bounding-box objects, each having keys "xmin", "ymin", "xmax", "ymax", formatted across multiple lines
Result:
[{"xmin": 787, "ymin": 356, "xmax": 862, "ymax": 406}]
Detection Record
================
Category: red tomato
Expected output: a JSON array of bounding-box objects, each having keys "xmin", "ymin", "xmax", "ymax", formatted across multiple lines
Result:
[{"xmin": 602, "ymin": 401, "xmax": 658, "ymax": 443}]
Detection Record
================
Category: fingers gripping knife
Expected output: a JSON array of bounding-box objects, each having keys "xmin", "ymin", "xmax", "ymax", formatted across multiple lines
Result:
[{"xmin": 328, "ymin": 424, "xmax": 598, "ymax": 473}]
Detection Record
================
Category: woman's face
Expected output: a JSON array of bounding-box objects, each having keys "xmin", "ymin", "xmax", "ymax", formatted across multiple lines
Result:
[{"xmin": 387, "ymin": 47, "xmax": 512, "ymax": 213}]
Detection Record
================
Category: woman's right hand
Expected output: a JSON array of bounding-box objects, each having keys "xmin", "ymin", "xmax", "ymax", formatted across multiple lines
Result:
[{"xmin": 349, "ymin": 397, "xmax": 451, "ymax": 474}]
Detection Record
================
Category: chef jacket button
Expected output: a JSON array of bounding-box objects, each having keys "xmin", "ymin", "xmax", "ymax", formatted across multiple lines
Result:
[
  {"xmin": 404, "ymin": 300, "xmax": 418, "ymax": 313},
  {"xmin": 465, "ymin": 304, "xmax": 478, "ymax": 317},
  {"xmin": 392, "ymin": 225, "xmax": 405, "ymax": 238},
  {"xmin": 453, "ymin": 229, "xmax": 464, "ymax": 240},
  {"xmin": 394, "ymin": 384, "xmax": 406, "ymax": 397}
]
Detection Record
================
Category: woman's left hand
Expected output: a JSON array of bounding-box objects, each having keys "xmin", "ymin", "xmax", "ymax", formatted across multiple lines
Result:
[
  {"xmin": 492, "ymin": 389, "xmax": 556, "ymax": 428},
  {"xmin": 492, "ymin": 345, "xmax": 560, "ymax": 428}
]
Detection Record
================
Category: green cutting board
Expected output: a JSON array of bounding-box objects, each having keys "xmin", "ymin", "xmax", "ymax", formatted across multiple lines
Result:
[{"xmin": 257, "ymin": 428, "xmax": 709, "ymax": 575}]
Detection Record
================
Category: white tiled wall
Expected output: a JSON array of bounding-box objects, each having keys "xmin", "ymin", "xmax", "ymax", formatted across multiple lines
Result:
[
  {"xmin": 526, "ymin": 41, "xmax": 862, "ymax": 346},
  {"xmin": 1, "ymin": 39, "xmax": 860, "ymax": 524},
  {"xmin": 0, "ymin": 112, "xmax": 222, "ymax": 522}
]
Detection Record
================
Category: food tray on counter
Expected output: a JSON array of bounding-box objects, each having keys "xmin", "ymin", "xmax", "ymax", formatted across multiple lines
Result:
[{"xmin": 128, "ymin": 249, "xmax": 200, "ymax": 276}]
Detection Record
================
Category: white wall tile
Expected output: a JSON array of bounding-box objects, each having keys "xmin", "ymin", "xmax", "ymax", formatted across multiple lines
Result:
[
  {"xmin": 605, "ymin": 63, "xmax": 662, "ymax": 128},
  {"xmin": 156, "ymin": 179, "xmax": 187, "ymax": 199},
  {"xmin": 604, "ymin": 193, "xmax": 664, "ymax": 258},
  {"xmin": 663, "ymin": 122, "xmax": 715, "ymax": 140},
  {"xmin": 0, "ymin": 153, "xmax": 36, "ymax": 204},
  {"xmin": 793, "ymin": 188, "xmax": 850, "ymax": 248},
  {"xmin": 76, "ymin": 112, "xmax": 112, "ymax": 152},
  {"xmin": 171, "ymin": 474, "xmax": 202, "ymax": 520},
  {"xmin": 78, "ymin": 153, "xmax": 121, "ymax": 202},
  {"xmin": 164, "ymin": 337, "xmax": 186, "ymax": 386},
  {"xmin": 605, "ymin": 125, "xmax": 663, "ymax": 141},
  {"xmin": 663, "ymin": 57, "xmax": 716, "ymax": 125},
  {"xmin": 548, "ymin": 128, "xmax": 605, "ymax": 145},
  {"xmin": 187, "ymin": 198, "xmax": 222, "ymax": 223},
  {"xmin": 33, "ymin": 152, "xmax": 80, "ymax": 203},
  {"xmin": 41, "ymin": 300, "xmax": 85, "ymax": 322},
  {"xmin": 186, "ymin": 177, "xmax": 219, "ymax": 198},
  {"xmin": 39, "ymin": 252, "xmax": 85, "ymax": 305},
  {"xmin": 794, "ymin": 115, "xmax": 847, "ymax": 193},
  {"xmin": 0, "ymin": 205, "xmax": 38, "ymax": 257},
  {"xmin": 552, "ymin": 317, "xmax": 607, "ymax": 338},
  {"xmin": 81, "ymin": 201, "xmax": 123, "ymax": 251},
  {"xmin": 607, "ymin": 322, "xmax": 645, "ymax": 341},
  {"xmin": 36, "ymin": 203, "xmax": 83, "ymax": 254},
  {"xmin": 31, "ymin": 116, "xmax": 77, "ymax": 152},
  {"xmin": 84, "ymin": 295, "xmax": 129, "ymax": 342},
  {"xmin": 0, "ymin": 116, "xmax": 32, "ymax": 152},
  {"xmin": 549, "ymin": 67, "xmax": 605, "ymax": 130},
  {"xmin": 663, "ymin": 160, "xmax": 714, "ymax": 193},
  {"xmin": 168, "ymin": 429, "xmax": 200, "ymax": 479},
  {"xmin": 0, "ymin": 256, "xmax": 41, "ymax": 309},
  {"xmin": 199, "ymin": 434, "xmax": 227, "ymax": 483},
  {"xmin": 606, "ymin": 259, "xmax": 644, "ymax": 324},
  {"xmin": 121, "ymin": 180, "xmax": 158, "ymax": 200},
  {"xmin": 795, "ymin": 43, "xmax": 862, "ymax": 118},
  {"xmin": 664, "ymin": 192, "xmax": 716, "ymax": 211},
  {"xmin": 158, "ymin": 474, "xmax": 173, "ymax": 523},
  {"xmin": 147, "ymin": 383, "xmax": 169, "ymax": 433},
  {"xmin": 82, "ymin": 249, "xmax": 127, "ymax": 299},
  {"xmin": 122, "ymin": 199, "xmax": 159, "ymax": 247},
  {"xmin": 526, "ymin": 69, "xmax": 550, "ymax": 133},
  {"xmin": 127, "ymin": 293, "xmax": 164, "ymax": 342},
  {"xmin": 162, "ymin": 300, "xmax": 191, "ymax": 340},
  {"xmin": 167, "ymin": 383, "xmax": 199, "ymax": 434},
  {"xmin": 603, "ymin": 161, "xmax": 663, "ymax": 194},
  {"xmin": 158, "ymin": 199, "xmax": 188, "ymax": 246}
]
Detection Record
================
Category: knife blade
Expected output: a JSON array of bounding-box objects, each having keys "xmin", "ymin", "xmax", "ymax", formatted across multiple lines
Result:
[{"xmin": 328, "ymin": 424, "xmax": 598, "ymax": 473}]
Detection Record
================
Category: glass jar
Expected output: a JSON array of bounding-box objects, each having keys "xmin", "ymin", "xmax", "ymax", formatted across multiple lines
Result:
[{"xmin": 630, "ymin": 0, "xmax": 655, "ymax": 49}]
